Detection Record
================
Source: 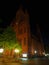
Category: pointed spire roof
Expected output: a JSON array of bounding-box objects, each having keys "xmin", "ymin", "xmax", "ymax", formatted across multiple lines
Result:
[{"xmin": 19, "ymin": 4, "xmax": 23, "ymax": 10}]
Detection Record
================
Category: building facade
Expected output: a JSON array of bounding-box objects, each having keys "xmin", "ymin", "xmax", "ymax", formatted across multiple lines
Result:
[{"xmin": 11, "ymin": 6, "xmax": 45, "ymax": 57}]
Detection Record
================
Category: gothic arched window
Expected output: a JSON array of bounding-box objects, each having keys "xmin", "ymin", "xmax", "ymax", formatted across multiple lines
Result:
[{"xmin": 20, "ymin": 15, "xmax": 24, "ymax": 22}]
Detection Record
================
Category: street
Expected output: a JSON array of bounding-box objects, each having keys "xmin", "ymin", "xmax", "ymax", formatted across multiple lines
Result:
[{"xmin": 0, "ymin": 57, "xmax": 49, "ymax": 65}]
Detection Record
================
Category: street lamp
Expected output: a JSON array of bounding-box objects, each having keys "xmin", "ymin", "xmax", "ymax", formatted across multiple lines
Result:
[
  {"xmin": 14, "ymin": 49, "xmax": 19, "ymax": 53},
  {"xmin": 0, "ymin": 48, "xmax": 4, "ymax": 53},
  {"xmin": 14, "ymin": 49, "xmax": 20, "ymax": 58}
]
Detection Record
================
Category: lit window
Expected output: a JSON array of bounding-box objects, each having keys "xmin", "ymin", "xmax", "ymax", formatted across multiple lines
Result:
[{"xmin": 22, "ymin": 53, "xmax": 27, "ymax": 57}]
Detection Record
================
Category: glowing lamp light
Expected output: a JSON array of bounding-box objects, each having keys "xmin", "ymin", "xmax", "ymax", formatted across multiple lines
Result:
[
  {"xmin": 45, "ymin": 54, "xmax": 47, "ymax": 56},
  {"xmin": 0, "ymin": 48, "xmax": 4, "ymax": 53},
  {"xmin": 34, "ymin": 50, "xmax": 37, "ymax": 54},
  {"xmin": 22, "ymin": 53, "xmax": 27, "ymax": 57},
  {"xmin": 14, "ymin": 49, "xmax": 19, "ymax": 53},
  {"xmin": 45, "ymin": 53, "xmax": 49, "ymax": 56}
]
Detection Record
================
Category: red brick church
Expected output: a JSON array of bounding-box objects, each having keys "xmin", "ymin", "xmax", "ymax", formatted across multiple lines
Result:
[{"xmin": 11, "ymin": 6, "xmax": 45, "ymax": 57}]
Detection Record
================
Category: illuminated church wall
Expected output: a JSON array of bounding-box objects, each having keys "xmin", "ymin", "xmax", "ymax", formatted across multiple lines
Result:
[{"xmin": 11, "ymin": 6, "xmax": 44, "ymax": 56}]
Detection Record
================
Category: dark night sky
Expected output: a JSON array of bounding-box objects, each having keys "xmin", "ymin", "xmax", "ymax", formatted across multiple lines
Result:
[{"xmin": 0, "ymin": 0, "xmax": 49, "ymax": 46}]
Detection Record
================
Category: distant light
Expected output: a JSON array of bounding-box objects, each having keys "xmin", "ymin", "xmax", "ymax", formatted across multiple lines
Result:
[
  {"xmin": 20, "ymin": 58, "xmax": 28, "ymax": 60},
  {"xmin": 34, "ymin": 50, "xmax": 37, "ymax": 54},
  {"xmin": 45, "ymin": 53, "xmax": 49, "ymax": 56},
  {"xmin": 14, "ymin": 49, "xmax": 19, "ymax": 53},
  {"xmin": 22, "ymin": 53, "xmax": 27, "ymax": 57},
  {"xmin": 0, "ymin": 48, "xmax": 4, "ymax": 53},
  {"xmin": 45, "ymin": 54, "xmax": 47, "ymax": 56}
]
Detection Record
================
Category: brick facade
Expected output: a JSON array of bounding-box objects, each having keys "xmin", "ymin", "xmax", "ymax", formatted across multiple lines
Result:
[{"xmin": 11, "ymin": 6, "xmax": 45, "ymax": 57}]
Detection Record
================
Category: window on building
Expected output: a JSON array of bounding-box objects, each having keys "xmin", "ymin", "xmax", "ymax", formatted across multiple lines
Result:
[
  {"xmin": 18, "ymin": 39, "xmax": 22, "ymax": 45},
  {"xmin": 18, "ymin": 27, "xmax": 22, "ymax": 34},
  {"xmin": 24, "ymin": 38, "xmax": 26, "ymax": 45},
  {"xmin": 28, "ymin": 38, "xmax": 30, "ymax": 46},
  {"xmin": 24, "ymin": 27, "xmax": 26, "ymax": 33},
  {"xmin": 20, "ymin": 15, "xmax": 24, "ymax": 22}
]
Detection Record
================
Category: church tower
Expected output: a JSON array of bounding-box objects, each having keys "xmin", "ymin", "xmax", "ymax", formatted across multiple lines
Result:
[
  {"xmin": 12, "ymin": 6, "xmax": 31, "ymax": 55},
  {"xmin": 36, "ymin": 24, "xmax": 45, "ymax": 55},
  {"xmin": 11, "ymin": 6, "xmax": 45, "ymax": 57}
]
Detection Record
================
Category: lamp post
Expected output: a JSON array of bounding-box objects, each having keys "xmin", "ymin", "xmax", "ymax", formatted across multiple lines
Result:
[
  {"xmin": 14, "ymin": 49, "xmax": 20, "ymax": 58},
  {"xmin": 34, "ymin": 50, "xmax": 38, "ymax": 56},
  {"xmin": 0, "ymin": 48, "xmax": 4, "ymax": 57},
  {"xmin": 34, "ymin": 50, "xmax": 37, "ymax": 54},
  {"xmin": 0, "ymin": 48, "xmax": 4, "ymax": 53}
]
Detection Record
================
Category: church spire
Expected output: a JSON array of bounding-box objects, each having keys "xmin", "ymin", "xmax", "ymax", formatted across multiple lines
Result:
[
  {"xmin": 19, "ymin": 4, "xmax": 23, "ymax": 10},
  {"xmin": 36, "ymin": 23, "xmax": 43, "ymax": 43}
]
